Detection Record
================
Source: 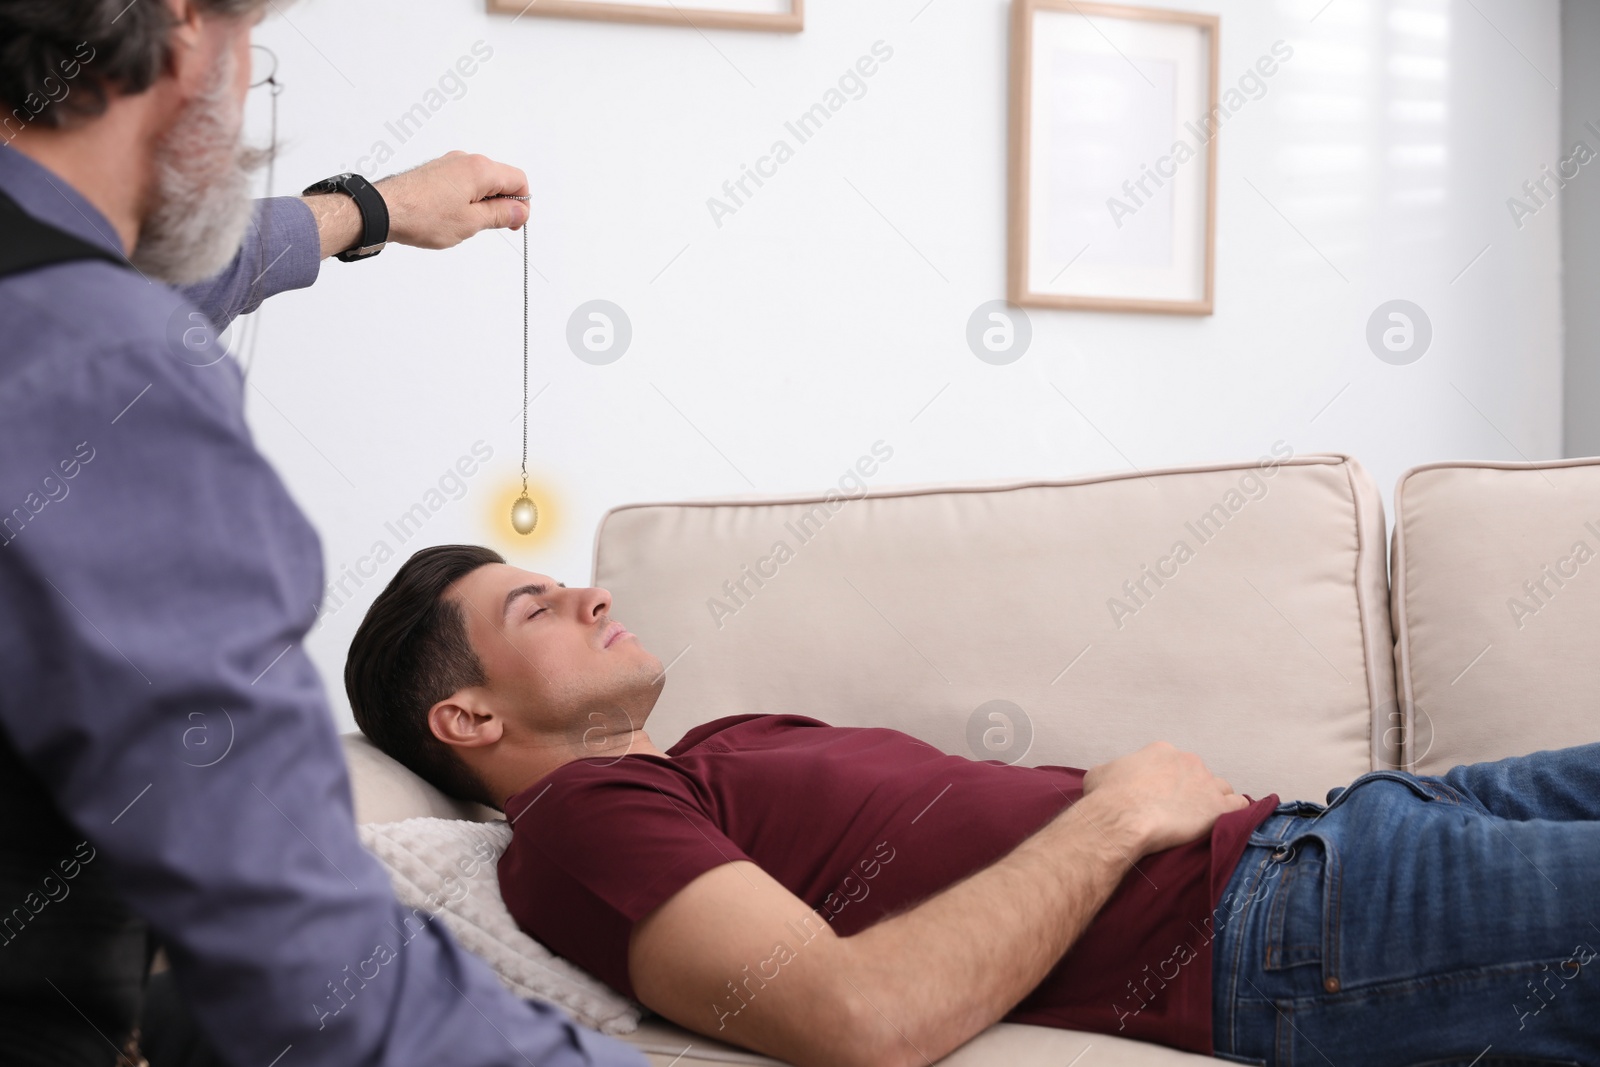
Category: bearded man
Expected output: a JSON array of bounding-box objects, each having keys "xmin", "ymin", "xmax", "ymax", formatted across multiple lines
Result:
[{"xmin": 0, "ymin": 3, "xmax": 643, "ymax": 1066}]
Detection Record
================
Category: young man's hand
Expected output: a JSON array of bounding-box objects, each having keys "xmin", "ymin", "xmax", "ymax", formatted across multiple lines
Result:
[
  {"xmin": 1080, "ymin": 740, "xmax": 1253, "ymax": 857},
  {"xmin": 302, "ymin": 151, "xmax": 530, "ymax": 259}
]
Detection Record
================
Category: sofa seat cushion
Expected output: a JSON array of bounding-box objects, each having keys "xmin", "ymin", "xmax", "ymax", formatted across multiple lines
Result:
[{"xmin": 624, "ymin": 1017, "xmax": 1215, "ymax": 1065}]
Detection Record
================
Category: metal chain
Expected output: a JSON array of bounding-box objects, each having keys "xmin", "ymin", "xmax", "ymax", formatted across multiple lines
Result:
[
  {"xmin": 481, "ymin": 196, "xmax": 538, "ymax": 535},
  {"xmin": 522, "ymin": 215, "xmax": 529, "ymax": 495},
  {"xmin": 494, "ymin": 195, "xmax": 534, "ymax": 495}
]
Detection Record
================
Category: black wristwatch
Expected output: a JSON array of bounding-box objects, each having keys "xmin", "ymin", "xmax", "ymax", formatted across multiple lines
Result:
[{"xmin": 301, "ymin": 172, "xmax": 389, "ymax": 262}]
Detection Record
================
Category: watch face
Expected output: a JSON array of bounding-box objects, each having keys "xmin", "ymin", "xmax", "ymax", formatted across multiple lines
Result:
[{"xmin": 304, "ymin": 174, "xmax": 356, "ymax": 195}]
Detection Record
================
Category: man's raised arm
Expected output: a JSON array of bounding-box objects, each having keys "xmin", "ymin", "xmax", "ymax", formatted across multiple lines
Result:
[
  {"xmin": 180, "ymin": 151, "xmax": 529, "ymax": 330},
  {"xmin": 628, "ymin": 741, "xmax": 1250, "ymax": 1067}
]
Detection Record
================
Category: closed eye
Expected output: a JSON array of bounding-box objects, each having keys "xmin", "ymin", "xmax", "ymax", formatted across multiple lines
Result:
[
  {"xmin": 527, "ymin": 607, "xmax": 548, "ymax": 620},
  {"xmin": 503, "ymin": 581, "xmax": 567, "ymax": 622}
]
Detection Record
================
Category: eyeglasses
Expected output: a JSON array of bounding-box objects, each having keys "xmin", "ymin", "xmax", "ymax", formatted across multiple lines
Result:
[
  {"xmin": 247, "ymin": 44, "xmax": 281, "ymax": 201},
  {"xmin": 244, "ymin": 42, "xmax": 280, "ymax": 201},
  {"xmin": 249, "ymin": 45, "xmax": 280, "ymax": 93},
  {"xmin": 239, "ymin": 44, "xmax": 282, "ymax": 382}
]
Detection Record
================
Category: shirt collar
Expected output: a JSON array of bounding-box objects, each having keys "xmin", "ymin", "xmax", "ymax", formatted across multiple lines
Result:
[{"xmin": 0, "ymin": 142, "xmax": 130, "ymax": 258}]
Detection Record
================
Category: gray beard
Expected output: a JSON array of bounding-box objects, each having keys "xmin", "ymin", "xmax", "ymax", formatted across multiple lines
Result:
[{"xmin": 131, "ymin": 47, "xmax": 272, "ymax": 286}]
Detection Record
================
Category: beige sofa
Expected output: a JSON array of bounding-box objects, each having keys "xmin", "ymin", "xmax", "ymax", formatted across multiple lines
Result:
[{"xmin": 342, "ymin": 452, "xmax": 1600, "ymax": 1066}]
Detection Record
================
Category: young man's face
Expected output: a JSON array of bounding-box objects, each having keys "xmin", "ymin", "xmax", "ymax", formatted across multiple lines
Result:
[{"xmin": 444, "ymin": 563, "xmax": 665, "ymax": 745}]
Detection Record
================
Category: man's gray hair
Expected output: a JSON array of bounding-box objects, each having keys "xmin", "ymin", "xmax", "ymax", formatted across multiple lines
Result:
[{"xmin": 0, "ymin": 0, "xmax": 268, "ymax": 133}]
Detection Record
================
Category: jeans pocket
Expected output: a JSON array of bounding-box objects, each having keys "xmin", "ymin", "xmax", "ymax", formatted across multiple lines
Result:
[
  {"xmin": 1321, "ymin": 769, "xmax": 1454, "ymax": 812},
  {"xmin": 1262, "ymin": 836, "xmax": 1326, "ymax": 973}
]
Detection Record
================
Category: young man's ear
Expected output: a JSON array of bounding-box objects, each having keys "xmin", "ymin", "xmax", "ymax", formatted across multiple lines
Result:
[{"xmin": 428, "ymin": 696, "xmax": 503, "ymax": 751}]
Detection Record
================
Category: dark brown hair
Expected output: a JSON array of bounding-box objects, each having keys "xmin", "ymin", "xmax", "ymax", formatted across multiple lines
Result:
[
  {"xmin": 0, "ymin": 0, "xmax": 269, "ymax": 132},
  {"xmin": 345, "ymin": 545, "xmax": 505, "ymax": 807}
]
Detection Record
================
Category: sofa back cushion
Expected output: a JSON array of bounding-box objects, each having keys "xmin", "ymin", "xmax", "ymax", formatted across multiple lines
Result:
[
  {"xmin": 592, "ymin": 453, "xmax": 1394, "ymax": 803},
  {"xmin": 1391, "ymin": 458, "xmax": 1600, "ymax": 775}
]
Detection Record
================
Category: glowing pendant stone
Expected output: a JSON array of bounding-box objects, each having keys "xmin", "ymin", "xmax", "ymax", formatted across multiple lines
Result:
[{"xmin": 511, "ymin": 494, "xmax": 538, "ymax": 535}]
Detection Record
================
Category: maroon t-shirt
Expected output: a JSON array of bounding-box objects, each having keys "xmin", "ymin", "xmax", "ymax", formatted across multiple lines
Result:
[{"xmin": 498, "ymin": 714, "xmax": 1277, "ymax": 1054}]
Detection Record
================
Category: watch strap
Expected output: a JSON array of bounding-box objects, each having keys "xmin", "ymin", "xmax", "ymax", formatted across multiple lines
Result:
[{"xmin": 301, "ymin": 172, "xmax": 389, "ymax": 262}]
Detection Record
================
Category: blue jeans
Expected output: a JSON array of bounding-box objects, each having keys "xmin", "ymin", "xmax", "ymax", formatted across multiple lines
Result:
[{"xmin": 1212, "ymin": 743, "xmax": 1600, "ymax": 1066}]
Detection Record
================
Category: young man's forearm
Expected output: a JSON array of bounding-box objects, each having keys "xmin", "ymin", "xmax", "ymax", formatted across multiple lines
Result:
[
  {"xmin": 835, "ymin": 790, "xmax": 1145, "ymax": 1067},
  {"xmin": 627, "ymin": 743, "xmax": 1244, "ymax": 1067}
]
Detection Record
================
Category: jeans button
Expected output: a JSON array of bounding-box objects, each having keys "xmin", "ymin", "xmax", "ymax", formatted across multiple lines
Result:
[
  {"xmin": 1323, "ymin": 977, "xmax": 1340, "ymax": 993},
  {"xmin": 1271, "ymin": 846, "xmax": 1290, "ymax": 861}
]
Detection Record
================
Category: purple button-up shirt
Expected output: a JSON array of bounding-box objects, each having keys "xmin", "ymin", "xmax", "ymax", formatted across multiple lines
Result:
[{"xmin": 0, "ymin": 144, "xmax": 643, "ymax": 1067}]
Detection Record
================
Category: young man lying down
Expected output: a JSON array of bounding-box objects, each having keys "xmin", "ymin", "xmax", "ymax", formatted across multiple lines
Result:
[{"xmin": 345, "ymin": 545, "xmax": 1600, "ymax": 1067}]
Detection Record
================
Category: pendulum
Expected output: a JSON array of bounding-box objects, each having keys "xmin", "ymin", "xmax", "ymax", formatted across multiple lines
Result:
[
  {"xmin": 511, "ymin": 492, "xmax": 537, "ymax": 536},
  {"xmin": 503, "ymin": 195, "xmax": 538, "ymax": 535}
]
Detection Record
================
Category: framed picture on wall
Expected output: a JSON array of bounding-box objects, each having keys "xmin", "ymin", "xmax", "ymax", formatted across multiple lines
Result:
[
  {"xmin": 487, "ymin": 0, "xmax": 802, "ymax": 33},
  {"xmin": 1009, "ymin": 0, "xmax": 1219, "ymax": 314}
]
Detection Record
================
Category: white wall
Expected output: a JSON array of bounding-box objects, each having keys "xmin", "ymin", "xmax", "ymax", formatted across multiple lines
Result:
[{"xmin": 246, "ymin": 0, "xmax": 1563, "ymax": 732}]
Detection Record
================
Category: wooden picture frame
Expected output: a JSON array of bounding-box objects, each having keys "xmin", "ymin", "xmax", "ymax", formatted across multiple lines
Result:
[
  {"xmin": 487, "ymin": 0, "xmax": 802, "ymax": 33},
  {"xmin": 1009, "ymin": 0, "xmax": 1219, "ymax": 315}
]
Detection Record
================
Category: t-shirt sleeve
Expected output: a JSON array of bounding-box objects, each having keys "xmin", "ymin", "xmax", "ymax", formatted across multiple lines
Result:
[{"xmin": 498, "ymin": 758, "xmax": 753, "ymax": 999}]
